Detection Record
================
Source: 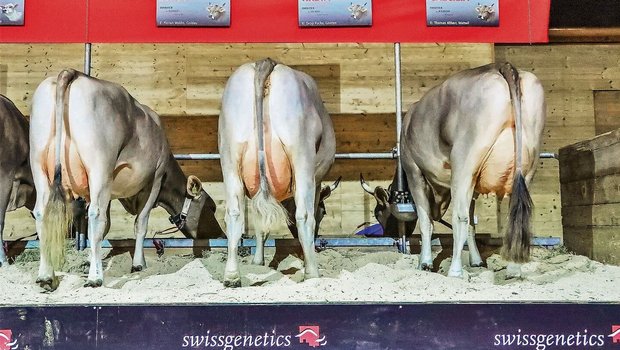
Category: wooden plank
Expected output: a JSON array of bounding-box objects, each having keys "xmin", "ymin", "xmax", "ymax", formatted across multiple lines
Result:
[
  {"xmin": 549, "ymin": 28, "xmax": 620, "ymax": 43},
  {"xmin": 593, "ymin": 90, "xmax": 620, "ymax": 135},
  {"xmin": 564, "ymin": 226, "xmax": 620, "ymax": 264},
  {"xmin": 563, "ymin": 226, "xmax": 593, "ymax": 258},
  {"xmin": 592, "ymin": 227, "xmax": 620, "ymax": 264},
  {"xmin": 560, "ymin": 173, "xmax": 620, "ymax": 207},
  {"xmin": 0, "ymin": 43, "xmax": 84, "ymax": 113},
  {"xmin": 561, "ymin": 203, "xmax": 620, "ymax": 227},
  {"xmin": 559, "ymin": 128, "xmax": 620, "ymax": 182},
  {"xmin": 91, "ymin": 43, "xmax": 492, "ymax": 116}
]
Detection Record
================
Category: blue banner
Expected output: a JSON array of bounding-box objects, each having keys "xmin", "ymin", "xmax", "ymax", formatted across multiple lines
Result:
[
  {"xmin": 426, "ymin": 0, "xmax": 499, "ymax": 27},
  {"xmin": 298, "ymin": 0, "xmax": 372, "ymax": 27},
  {"xmin": 1, "ymin": 303, "xmax": 619, "ymax": 349},
  {"xmin": 157, "ymin": 0, "xmax": 230, "ymax": 27}
]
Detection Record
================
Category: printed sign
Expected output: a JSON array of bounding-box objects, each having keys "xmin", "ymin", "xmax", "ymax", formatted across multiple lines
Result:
[
  {"xmin": 299, "ymin": 0, "xmax": 372, "ymax": 27},
  {"xmin": 157, "ymin": 0, "xmax": 230, "ymax": 27},
  {"xmin": 1, "ymin": 304, "xmax": 619, "ymax": 349},
  {"xmin": 0, "ymin": 0, "xmax": 24, "ymax": 26},
  {"xmin": 426, "ymin": 0, "xmax": 499, "ymax": 27}
]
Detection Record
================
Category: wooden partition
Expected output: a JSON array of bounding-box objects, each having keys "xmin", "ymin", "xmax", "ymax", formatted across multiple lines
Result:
[{"xmin": 559, "ymin": 128, "xmax": 620, "ymax": 264}]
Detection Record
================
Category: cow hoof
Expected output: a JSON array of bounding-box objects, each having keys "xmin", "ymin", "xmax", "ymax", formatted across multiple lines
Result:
[
  {"xmin": 447, "ymin": 269, "xmax": 463, "ymax": 278},
  {"xmin": 0, "ymin": 260, "xmax": 6, "ymax": 268},
  {"xmin": 223, "ymin": 279, "xmax": 241, "ymax": 288},
  {"xmin": 84, "ymin": 279, "xmax": 103, "ymax": 288},
  {"xmin": 419, "ymin": 263, "xmax": 433, "ymax": 271},
  {"xmin": 470, "ymin": 261, "xmax": 484, "ymax": 268},
  {"xmin": 131, "ymin": 265, "xmax": 143, "ymax": 273},
  {"xmin": 36, "ymin": 277, "xmax": 58, "ymax": 292}
]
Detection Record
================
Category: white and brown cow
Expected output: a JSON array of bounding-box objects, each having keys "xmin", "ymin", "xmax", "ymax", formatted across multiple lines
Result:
[
  {"xmin": 347, "ymin": 2, "xmax": 368, "ymax": 20},
  {"xmin": 0, "ymin": 94, "xmax": 36, "ymax": 267},
  {"xmin": 363, "ymin": 63, "xmax": 545, "ymax": 277},
  {"xmin": 30, "ymin": 69, "xmax": 223, "ymax": 290},
  {"xmin": 0, "ymin": 3, "xmax": 23, "ymax": 22},
  {"xmin": 206, "ymin": 2, "xmax": 226, "ymax": 20},
  {"xmin": 218, "ymin": 58, "xmax": 336, "ymax": 287},
  {"xmin": 475, "ymin": 3, "xmax": 495, "ymax": 22}
]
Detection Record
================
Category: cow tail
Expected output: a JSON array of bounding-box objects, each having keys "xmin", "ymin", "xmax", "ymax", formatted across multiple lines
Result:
[
  {"xmin": 42, "ymin": 69, "xmax": 76, "ymax": 271},
  {"xmin": 499, "ymin": 62, "xmax": 533, "ymax": 263},
  {"xmin": 250, "ymin": 58, "xmax": 290, "ymax": 233}
]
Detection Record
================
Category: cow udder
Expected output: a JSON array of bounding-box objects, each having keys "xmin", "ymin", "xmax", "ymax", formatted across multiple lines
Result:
[
  {"xmin": 475, "ymin": 128, "xmax": 516, "ymax": 197},
  {"xmin": 44, "ymin": 142, "xmax": 89, "ymax": 200},
  {"xmin": 241, "ymin": 138, "xmax": 293, "ymax": 202}
]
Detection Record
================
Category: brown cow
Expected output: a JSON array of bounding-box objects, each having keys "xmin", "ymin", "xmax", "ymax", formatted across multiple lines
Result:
[
  {"xmin": 29, "ymin": 69, "xmax": 223, "ymax": 290},
  {"xmin": 0, "ymin": 95, "xmax": 35, "ymax": 267},
  {"xmin": 218, "ymin": 59, "xmax": 336, "ymax": 287},
  {"xmin": 363, "ymin": 63, "xmax": 545, "ymax": 277}
]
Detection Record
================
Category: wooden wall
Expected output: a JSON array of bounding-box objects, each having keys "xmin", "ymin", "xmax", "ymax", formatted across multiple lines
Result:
[
  {"xmin": 496, "ymin": 43, "xmax": 620, "ymax": 242},
  {"xmin": 8, "ymin": 42, "xmax": 574, "ymax": 240}
]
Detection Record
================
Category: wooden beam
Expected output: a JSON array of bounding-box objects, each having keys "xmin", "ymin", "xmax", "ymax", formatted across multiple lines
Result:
[{"xmin": 549, "ymin": 28, "xmax": 620, "ymax": 43}]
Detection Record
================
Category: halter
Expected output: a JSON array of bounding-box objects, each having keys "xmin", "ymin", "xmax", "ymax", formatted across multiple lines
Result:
[{"xmin": 167, "ymin": 197, "xmax": 193, "ymax": 231}]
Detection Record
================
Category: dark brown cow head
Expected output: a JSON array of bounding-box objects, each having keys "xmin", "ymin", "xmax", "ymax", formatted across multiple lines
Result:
[
  {"xmin": 179, "ymin": 175, "xmax": 225, "ymax": 239},
  {"xmin": 360, "ymin": 174, "xmax": 417, "ymax": 238}
]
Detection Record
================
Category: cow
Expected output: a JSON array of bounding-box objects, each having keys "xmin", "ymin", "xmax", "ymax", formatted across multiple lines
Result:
[
  {"xmin": 0, "ymin": 3, "xmax": 23, "ymax": 22},
  {"xmin": 475, "ymin": 3, "xmax": 495, "ymax": 22},
  {"xmin": 29, "ymin": 69, "xmax": 224, "ymax": 290},
  {"xmin": 0, "ymin": 94, "xmax": 36, "ymax": 267},
  {"xmin": 348, "ymin": 2, "xmax": 368, "ymax": 20},
  {"xmin": 218, "ymin": 58, "xmax": 336, "ymax": 287},
  {"xmin": 206, "ymin": 3, "xmax": 226, "ymax": 20},
  {"xmin": 361, "ymin": 63, "xmax": 545, "ymax": 278}
]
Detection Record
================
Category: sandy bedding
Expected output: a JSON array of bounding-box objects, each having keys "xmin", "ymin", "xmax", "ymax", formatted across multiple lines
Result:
[{"xmin": 1, "ymin": 244, "xmax": 619, "ymax": 305}]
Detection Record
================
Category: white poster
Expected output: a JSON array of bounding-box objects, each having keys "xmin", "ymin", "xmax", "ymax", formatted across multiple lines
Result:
[
  {"xmin": 299, "ymin": 0, "xmax": 372, "ymax": 27},
  {"xmin": 426, "ymin": 0, "xmax": 499, "ymax": 27},
  {"xmin": 157, "ymin": 0, "xmax": 230, "ymax": 27}
]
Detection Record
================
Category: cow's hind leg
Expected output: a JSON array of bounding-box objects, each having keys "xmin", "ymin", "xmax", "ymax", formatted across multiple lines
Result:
[
  {"xmin": 0, "ymin": 175, "xmax": 13, "ymax": 267},
  {"xmin": 448, "ymin": 161, "xmax": 478, "ymax": 278},
  {"xmin": 131, "ymin": 175, "xmax": 163, "ymax": 272},
  {"xmin": 252, "ymin": 226, "xmax": 268, "ymax": 266},
  {"xmin": 291, "ymin": 156, "xmax": 319, "ymax": 279},
  {"xmin": 33, "ymin": 182, "xmax": 55, "ymax": 289},
  {"xmin": 223, "ymin": 175, "xmax": 246, "ymax": 287},
  {"xmin": 85, "ymin": 179, "xmax": 112, "ymax": 287},
  {"xmin": 467, "ymin": 199, "xmax": 483, "ymax": 267},
  {"xmin": 403, "ymin": 163, "xmax": 434, "ymax": 270}
]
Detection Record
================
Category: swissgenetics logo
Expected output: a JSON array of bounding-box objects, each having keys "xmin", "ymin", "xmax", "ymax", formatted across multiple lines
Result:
[
  {"xmin": 181, "ymin": 324, "xmax": 327, "ymax": 349},
  {"xmin": 296, "ymin": 326, "xmax": 327, "ymax": 347},
  {"xmin": 0, "ymin": 330, "xmax": 18, "ymax": 350},
  {"xmin": 610, "ymin": 325, "xmax": 620, "ymax": 344}
]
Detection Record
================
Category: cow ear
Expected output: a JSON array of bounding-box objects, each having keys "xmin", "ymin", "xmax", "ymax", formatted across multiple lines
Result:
[
  {"xmin": 375, "ymin": 186, "xmax": 389, "ymax": 205},
  {"xmin": 186, "ymin": 175, "xmax": 203, "ymax": 198}
]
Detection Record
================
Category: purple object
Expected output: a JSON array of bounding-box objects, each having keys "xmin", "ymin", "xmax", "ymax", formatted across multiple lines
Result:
[{"xmin": 355, "ymin": 223, "xmax": 384, "ymax": 237}]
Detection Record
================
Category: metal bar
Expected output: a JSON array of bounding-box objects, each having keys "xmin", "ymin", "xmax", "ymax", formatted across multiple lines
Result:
[
  {"xmin": 539, "ymin": 152, "xmax": 558, "ymax": 159},
  {"xmin": 84, "ymin": 43, "xmax": 92, "ymax": 76},
  {"xmin": 12, "ymin": 236, "xmax": 560, "ymax": 249},
  {"xmin": 394, "ymin": 42, "xmax": 405, "ymax": 192},
  {"xmin": 173, "ymin": 152, "xmax": 557, "ymax": 161}
]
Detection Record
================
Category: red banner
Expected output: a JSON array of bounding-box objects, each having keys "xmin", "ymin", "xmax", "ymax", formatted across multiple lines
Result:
[{"xmin": 0, "ymin": 0, "xmax": 550, "ymax": 43}]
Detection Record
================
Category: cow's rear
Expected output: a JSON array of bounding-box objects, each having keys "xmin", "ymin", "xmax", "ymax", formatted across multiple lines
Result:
[
  {"xmin": 30, "ymin": 69, "xmax": 222, "ymax": 290},
  {"xmin": 219, "ymin": 59, "xmax": 335, "ymax": 287}
]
